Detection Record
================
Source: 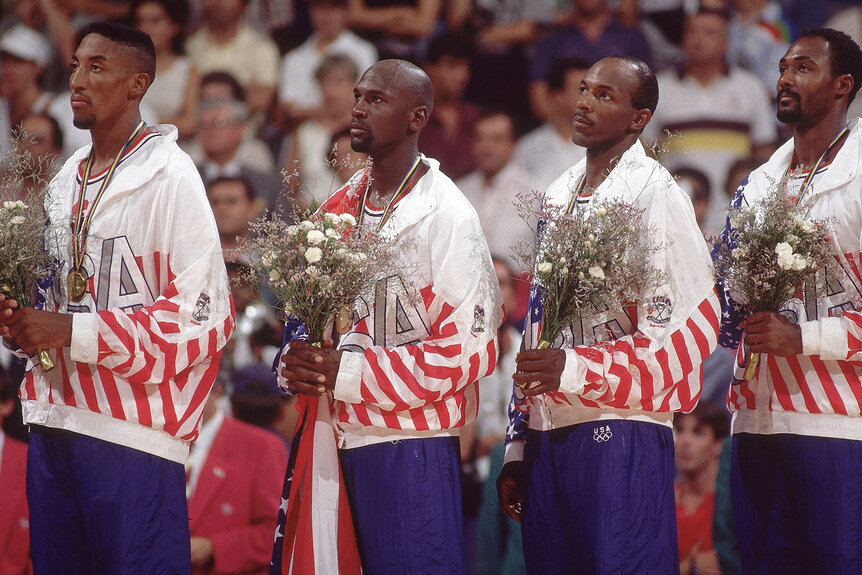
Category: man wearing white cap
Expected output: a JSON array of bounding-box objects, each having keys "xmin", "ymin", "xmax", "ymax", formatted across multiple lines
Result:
[{"xmin": 0, "ymin": 23, "xmax": 88, "ymax": 159}]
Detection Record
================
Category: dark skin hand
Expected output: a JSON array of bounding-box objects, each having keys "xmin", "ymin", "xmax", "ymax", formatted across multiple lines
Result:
[
  {"xmin": 280, "ymin": 340, "xmax": 343, "ymax": 396},
  {"xmin": 512, "ymin": 348, "xmax": 567, "ymax": 396},
  {"xmin": 0, "ymin": 294, "xmax": 73, "ymax": 353},
  {"xmin": 741, "ymin": 311, "xmax": 802, "ymax": 356},
  {"xmin": 497, "ymin": 460, "xmax": 523, "ymax": 523}
]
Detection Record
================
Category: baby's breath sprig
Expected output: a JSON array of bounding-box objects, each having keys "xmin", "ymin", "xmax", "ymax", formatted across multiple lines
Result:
[
  {"xmin": 712, "ymin": 175, "xmax": 836, "ymax": 378},
  {"xmin": 514, "ymin": 190, "xmax": 665, "ymax": 348}
]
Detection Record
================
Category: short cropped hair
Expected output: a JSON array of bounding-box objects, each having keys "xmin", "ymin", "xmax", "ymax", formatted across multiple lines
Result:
[
  {"xmin": 208, "ymin": 175, "xmax": 257, "ymax": 202},
  {"xmin": 547, "ymin": 56, "xmax": 592, "ymax": 92},
  {"xmin": 425, "ymin": 31, "xmax": 474, "ymax": 65},
  {"xmin": 799, "ymin": 27, "xmax": 862, "ymax": 104},
  {"xmin": 76, "ymin": 21, "xmax": 156, "ymax": 82},
  {"xmin": 200, "ymin": 71, "xmax": 246, "ymax": 102},
  {"xmin": 676, "ymin": 400, "xmax": 730, "ymax": 440},
  {"xmin": 616, "ymin": 56, "xmax": 659, "ymax": 114}
]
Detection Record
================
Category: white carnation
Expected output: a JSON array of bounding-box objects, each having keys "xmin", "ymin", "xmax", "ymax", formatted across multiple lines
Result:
[
  {"xmin": 306, "ymin": 230, "xmax": 326, "ymax": 245},
  {"xmin": 340, "ymin": 213, "xmax": 356, "ymax": 226},
  {"xmin": 286, "ymin": 225, "xmax": 299, "ymax": 237},
  {"xmin": 537, "ymin": 261, "xmax": 553, "ymax": 274},
  {"xmin": 305, "ymin": 265, "xmax": 320, "ymax": 277},
  {"xmin": 596, "ymin": 207, "xmax": 607, "ymax": 217},
  {"xmin": 300, "ymin": 220, "xmax": 315, "ymax": 231},
  {"xmin": 304, "ymin": 246, "xmax": 323, "ymax": 263},
  {"xmin": 325, "ymin": 228, "xmax": 338, "ymax": 238},
  {"xmin": 588, "ymin": 266, "xmax": 605, "ymax": 280},
  {"xmin": 9, "ymin": 215, "xmax": 25, "ymax": 225},
  {"xmin": 324, "ymin": 212, "xmax": 340, "ymax": 226}
]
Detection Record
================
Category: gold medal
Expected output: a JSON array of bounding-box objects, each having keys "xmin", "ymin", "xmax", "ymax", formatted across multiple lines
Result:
[
  {"xmin": 335, "ymin": 306, "xmax": 353, "ymax": 334},
  {"xmin": 67, "ymin": 269, "xmax": 88, "ymax": 302}
]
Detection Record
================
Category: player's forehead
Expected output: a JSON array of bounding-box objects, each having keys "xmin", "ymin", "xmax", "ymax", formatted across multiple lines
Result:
[{"xmin": 73, "ymin": 33, "xmax": 126, "ymax": 65}]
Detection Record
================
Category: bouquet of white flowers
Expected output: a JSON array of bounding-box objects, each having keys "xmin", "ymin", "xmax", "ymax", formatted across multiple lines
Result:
[
  {"xmin": 241, "ymin": 210, "xmax": 396, "ymax": 342},
  {"xmin": 713, "ymin": 177, "xmax": 835, "ymax": 379},
  {"xmin": 515, "ymin": 191, "xmax": 665, "ymax": 349},
  {"xmin": 0, "ymin": 139, "xmax": 59, "ymax": 370}
]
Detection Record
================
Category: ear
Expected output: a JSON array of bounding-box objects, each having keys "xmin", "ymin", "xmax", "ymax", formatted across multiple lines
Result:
[
  {"xmin": 128, "ymin": 72, "xmax": 151, "ymax": 100},
  {"xmin": 629, "ymin": 108, "xmax": 652, "ymax": 133},
  {"xmin": 408, "ymin": 105, "xmax": 430, "ymax": 134},
  {"xmin": 835, "ymin": 73, "xmax": 854, "ymax": 100}
]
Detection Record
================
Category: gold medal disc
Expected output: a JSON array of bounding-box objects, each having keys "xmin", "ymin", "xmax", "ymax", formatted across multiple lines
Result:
[
  {"xmin": 67, "ymin": 270, "xmax": 88, "ymax": 302},
  {"xmin": 335, "ymin": 306, "xmax": 353, "ymax": 334}
]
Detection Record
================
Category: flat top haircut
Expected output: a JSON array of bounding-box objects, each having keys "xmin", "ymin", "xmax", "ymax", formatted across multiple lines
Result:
[
  {"xmin": 799, "ymin": 27, "xmax": 862, "ymax": 104},
  {"xmin": 76, "ymin": 21, "xmax": 156, "ymax": 83}
]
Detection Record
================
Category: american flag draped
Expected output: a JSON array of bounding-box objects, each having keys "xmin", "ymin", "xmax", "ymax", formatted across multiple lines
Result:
[{"xmin": 270, "ymin": 321, "xmax": 362, "ymax": 574}]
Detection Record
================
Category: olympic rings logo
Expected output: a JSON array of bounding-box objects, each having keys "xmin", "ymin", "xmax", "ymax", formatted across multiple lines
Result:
[{"xmin": 593, "ymin": 426, "xmax": 613, "ymax": 443}]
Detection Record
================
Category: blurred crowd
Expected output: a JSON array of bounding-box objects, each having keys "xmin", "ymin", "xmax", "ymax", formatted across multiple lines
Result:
[{"xmin": 1, "ymin": 1, "xmax": 861, "ymax": 574}]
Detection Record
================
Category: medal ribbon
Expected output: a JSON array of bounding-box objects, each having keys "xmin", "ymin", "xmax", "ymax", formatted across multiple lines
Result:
[
  {"xmin": 788, "ymin": 125, "xmax": 849, "ymax": 203},
  {"xmin": 71, "ymin": 121, "xmax": 146, "ymax": 272},
  {"xmin": 356, "ymin": 155, "xmax": 423, "ymax": 231},
  {"xmin": 566, "ymin": 173, "xmax": 588, "ymax": 214}
]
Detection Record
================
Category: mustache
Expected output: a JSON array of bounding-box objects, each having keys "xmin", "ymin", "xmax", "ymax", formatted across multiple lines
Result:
[{"xmin": 778, "ymin": 89, "xmax": 799, "ymax": 101}]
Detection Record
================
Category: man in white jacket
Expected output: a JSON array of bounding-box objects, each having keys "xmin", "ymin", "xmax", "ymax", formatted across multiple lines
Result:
[
  {"xmin": 497, "ymin": 56, "xmax": 720, "ymax": 574},
  {"xmin": 0, "ymin": 22, "xmax": 233, "ymax": 574},
  {"xmin": 279, "ymin": 59, "xmax": 502, "ymax": 574},
  {"xmin": 715, "ymin": 28, "xmax": 862, "ymax": 573}
]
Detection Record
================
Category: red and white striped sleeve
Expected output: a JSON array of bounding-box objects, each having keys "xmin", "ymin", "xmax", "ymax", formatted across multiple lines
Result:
[
  {"xmin": 68, "ymin": 174, "xmax": 235, "ymax": 385},
  {"xmin": 332, "ymin": 204, "xmax": 503, "ymax": 413},
  {"xmin": 555, "ymin": 188, "xmax": 720, "ymax": 412},
  {"xmin": 558, "ymin": 291, "xmax": 720, "ymax": 411},
  {"xmin": 802, "ymin": 309, "xmax": 862, "ymax": 364}
]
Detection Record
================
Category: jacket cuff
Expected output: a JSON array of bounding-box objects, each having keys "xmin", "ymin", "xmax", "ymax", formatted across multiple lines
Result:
[
  {"xmin": 558, "ymin": 348, "xmax": 586, "ymax": 394},
  {"xmin": 70, "ymin": 313, "xmax": 99, "ymax": 364},
  {"xmin": 504, "ymin": 440, "xmax": 525, "ymax": 464},
  {"xmin": 333, "ymin": 350, "xmax": 363, "ymax": 404},
  {"xmin": 800, "ymin": 317, "xmax": 847, "ymax": 360}
]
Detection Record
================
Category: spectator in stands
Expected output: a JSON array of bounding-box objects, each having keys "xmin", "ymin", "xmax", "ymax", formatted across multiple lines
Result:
[
  {"xmin": 458, "ymin": 109, "xmax": 533, "ymax": 274},
  {"xmin": 17, "ymin": 113, "xmax": 63, "ymax": 196},
  {"xmin": 188, "ymin": 94, "xmax": 283, "ymax": 213},
  {"xmin": 727, "ymin": 0, "xmax": 794, "ymax": 90},
  {"xmin": 0, "ymin": 0, "xmax": 76, "ymax": 93},
  {"xmin": 346, "ymin": 0, "xmax": 441, "ymax": 60},
  {"xmin": 673, "ymin": 166, "xmax": 712, "ymax": 235},
  {"xmin": 186, "ymin": 0, "xmax": 280, "ymax": 115},
  {"xmin": 196, "ymin": 71, "xmax": 245, "ymax": 104},
  {"xmin": 0, "ymin": 372, "xmax": 30, "ymax": 575},
  {"xmin": 827, "ymin": 5, "xmax": 862, "ymax": 119},
  {"xmin": 230, "ymin": 362, "xmax": 298, "ymax": 448},
  {"xmin": 674, "ymin": 401, "xmax": 729, "ymax": 575},
  {"xmin": 206, "ymin": 176, "xmax": 263, "ymax": 255},
  {"xmin": 514, "ymin": 57, "xmax": 588, "ymax": 194},
  {"xmin": 191, "ymin": 97, "xmax": 274, "ymax": 176},
  {"xmin": 644, "ymin": 8, "xmax": 776, "ymax": 237},
  {"xmin": 723, "ymin": 155, "xmax": 761, "ymax": 204},
  {"xmin": 529, "ymin": 0, "xmax": 651, "ymax": 120},
  {"xmin": 278, "ymin": 0, "xmax": 377, "ymax": 130},
  {"xmin": 419, "ymin": 31, "xmax": 479, "ymax": 181},
  {"xmin": 186, "ymin": 379, "xmax": 287, "ymax": 575},
  {"xmin": 0, "ymin": 24, "xmax": 86, "ymax": 159},
  {"xmin": 448, "ymin": 0, "xmax": 559, "ymax": 119},
  {"xmin": 283, "ymin": 54, "xmax": 360, "ymax": 210},
  {"xmin": 133, "ymin": 0, "xmax": 200, "ymax": 138},
  {"xmin": 473, "ymin": 256, "xmax": 527, "ymax": 575}
]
